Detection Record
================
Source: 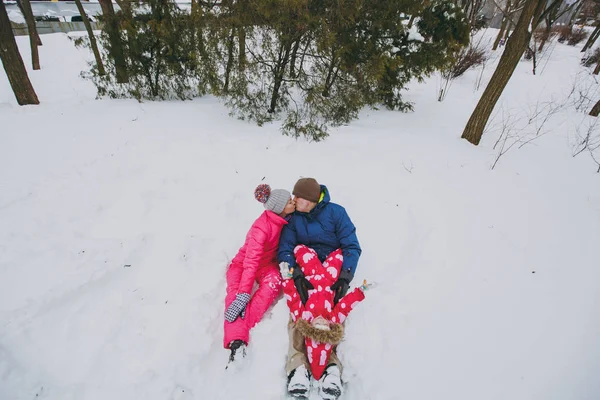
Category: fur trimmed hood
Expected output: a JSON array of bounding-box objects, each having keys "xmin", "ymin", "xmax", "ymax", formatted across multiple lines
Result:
[{"xmin": 296, "ymin": 318, "xmax": 344, "ymax": 345}]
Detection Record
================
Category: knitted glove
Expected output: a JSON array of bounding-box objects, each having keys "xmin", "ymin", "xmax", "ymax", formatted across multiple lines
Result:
[
  {"xmin": 293, "ymin": 267, "xmax": 314, "ymax": 305},
  {"xmin": 279, "ymin": 262, "xmax": 293, "ymax": 280},
  {"xmin": 225, "ymin": 293, "xmax": 251, "ymax": 322},
  {"xmin": 330, "ymin": 269, "xmax": 353, "ymax": 305}
]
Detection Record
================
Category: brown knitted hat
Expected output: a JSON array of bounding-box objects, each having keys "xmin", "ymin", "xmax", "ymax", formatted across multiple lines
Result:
[{"xmin": 293, "ymin": 178, "xmax": 321, "ymax": 203}]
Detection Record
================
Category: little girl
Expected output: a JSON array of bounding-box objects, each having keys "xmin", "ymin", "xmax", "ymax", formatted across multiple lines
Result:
[
  {"xmin": 224, "ymin": 184, "xmax": 295, "ymax": 365},
  {"xmin": 282, "ymin": 245, "xmax": 369, "ymax": 397}
]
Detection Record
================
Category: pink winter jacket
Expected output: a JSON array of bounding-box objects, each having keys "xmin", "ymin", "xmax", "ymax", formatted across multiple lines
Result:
[{"xmin": 230, "ymin": 210, "xmax": 288, "ymax": 294}]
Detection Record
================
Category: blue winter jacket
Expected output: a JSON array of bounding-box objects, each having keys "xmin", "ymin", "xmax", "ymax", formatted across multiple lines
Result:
[{"xmin": 277, "ymin": 185, "xmax": 361, "ymax": 277}]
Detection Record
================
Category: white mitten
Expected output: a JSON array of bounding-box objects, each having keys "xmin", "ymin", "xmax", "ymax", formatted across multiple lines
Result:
[{"xmin": 279, "ymin": 262, "xmax": 293, "ymax": 280}]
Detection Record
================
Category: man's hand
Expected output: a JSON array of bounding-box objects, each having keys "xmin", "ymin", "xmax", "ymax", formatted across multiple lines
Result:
[
  {"xmin": 330, "ymin": 269, "xmax": 353, "ymax": 305},
  {"xmin": 293, "ymin": 267, "xmax": 314, "ymax": 305}
]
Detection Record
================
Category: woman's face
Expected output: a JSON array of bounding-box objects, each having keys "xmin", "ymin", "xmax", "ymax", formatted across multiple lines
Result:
[
  {"xmin": 282, "ymin": 197, "xmax": 296, "ymax": 215},
  {"xmin": 294, "ymin": 196, "xmax": 316, "ymax": 213}
]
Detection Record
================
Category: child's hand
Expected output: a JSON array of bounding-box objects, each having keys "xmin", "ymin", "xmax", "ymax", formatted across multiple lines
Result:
[
  {"xmin": 360, "ymin": 279, "xmax": 375, "ymax": 291},
  {"xmin": 279, "ymin": 262, "xmax": 293, "ymax": 279}
]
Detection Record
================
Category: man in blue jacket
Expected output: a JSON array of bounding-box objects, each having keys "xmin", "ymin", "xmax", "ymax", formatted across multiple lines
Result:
[{"xmin": 278, "ymin": 177, "xmax": 361, "ymax": 400}]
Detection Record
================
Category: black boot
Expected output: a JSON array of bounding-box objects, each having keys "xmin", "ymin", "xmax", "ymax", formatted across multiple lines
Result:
[{"xmin": 226, "ymin": 339, "xmax": 246, "ymax": 369}]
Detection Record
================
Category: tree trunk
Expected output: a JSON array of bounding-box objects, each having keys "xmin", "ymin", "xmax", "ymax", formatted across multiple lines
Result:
[
  {"xmin": 238, "ymin": 25, "xmax": 246, "ymax": 72},
  {"xmin": 504, "ymin": 25, "xmax": 511, "ymax": 41},
  {"xmin": 75, "ymin": 0, "xmax": 105, "ymax": 76},
  {"xmin": 322, "ymin": 49, "xmax": 339, "ymax": 97},
  {"xmin": 98, "ymin": 0, "xmax": 129, "ymax": 83},
  {"xmin": 538, "ymin": 20, "xmax": 551, "ymax": 51},
  {"xmin": 297, "ymin": 36, "xmax": 310, "ymax": 75},
  {"xmin": 529, "ymin": 0, "xmax": 545, "ymax": 75},
  {"xmin": 463, "ymin": 0, "xmax": 472, "ymax": 21},
  {"xmin": 594, "ymin": 59, "xmax": 600, "ymax": 75},
  {"xmin": 18, "ymin": 0, "xmax": 40, "ymax": 69},
  {"xmin": 16, "ymin": 0, "xmax": 41, "ymax": 46},
  {"xmin": 268, "ymin": 41, "xmax": 292, "ymax": 114},
  {"xmin": 590, "ymin": 99, "xmax": 600, "ymax": 117},
  {"xmin": 582, "ymin": 25, "xmax": 600, "ymax": 52},
  {"xmin": 190, "ymin": 0, "xmax": 198, "ymax": 44},
  {"xmin": 492, "ymin": 0, "xmax": 511, "ymax": 51},
  {"xmin": 196, "ymin": 4, "xmax": 208, "ymax": 59},
  {"xmin": 114, "ymin": 0, "xmax": 135, "ymax": 48},
  {"xmin": 0, "ymin": 0, "xmax": 39, "ymax": 105},
  {"xmin": 461, "ymin": 0, "xmax": 545, "ymax": 146},
  {"xmin": 192, "ymin": 0, "xmax": 207, "ymax": 61},
  {"xmin": 223, "ymin": 28, "xmax": 235, "ymax": 93},
  {"xmin": 503, "ymin": 0, "xmax": 523, "ymax": 44},
  {"xmin": 493, "ymin": 19, "xmax": 508, "ymax": 50},
  {"xmin": 568, "ymin": 0, "xmax": 583, "ymax": 28},
  {"xmin": 289, "ymin": 38, "xmax": 301, "ymax": 78}
]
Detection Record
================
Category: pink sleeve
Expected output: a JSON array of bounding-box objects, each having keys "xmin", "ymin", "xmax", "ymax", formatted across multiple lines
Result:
[
  {"xmin": 237, "ymin": 224, "xmax": 267, "ymax": 294},
  {"xmin": 332, "ymin": 288, "xmax": 365, "ymax": 318}
]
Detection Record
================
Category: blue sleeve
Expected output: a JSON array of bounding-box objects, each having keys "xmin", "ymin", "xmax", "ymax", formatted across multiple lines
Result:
[
  {"xmin": 334, "ymin": 206, "xmax": 361, "ymax": 277},
  {"xmin": 278, "ymin": 220, "xmax": 298, "ymax": 268}
]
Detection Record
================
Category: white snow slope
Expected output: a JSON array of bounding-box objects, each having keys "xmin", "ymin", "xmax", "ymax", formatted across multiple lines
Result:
[{"xmin": 1, "ymin": 31, "xmax": 600, "ymax": 400}]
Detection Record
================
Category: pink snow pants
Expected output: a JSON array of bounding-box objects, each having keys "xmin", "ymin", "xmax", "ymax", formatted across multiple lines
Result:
[{"xmin": 223, "ymin": 263, "xmax": 282, "ymax": 348}]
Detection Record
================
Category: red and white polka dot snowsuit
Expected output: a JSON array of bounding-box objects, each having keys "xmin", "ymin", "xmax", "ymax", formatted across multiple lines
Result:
[{"xmin": 283, "ymin": 245, "xmax": 365, "ymax": 380}]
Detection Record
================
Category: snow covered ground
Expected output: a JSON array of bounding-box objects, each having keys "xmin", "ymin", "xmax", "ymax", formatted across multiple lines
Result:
[{"xmin": 1, "ymin": 31, "xmax": 600, "ymax": 400}]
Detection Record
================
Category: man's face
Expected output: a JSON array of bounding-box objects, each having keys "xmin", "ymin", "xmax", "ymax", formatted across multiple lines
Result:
[{"xmin": 294, "ymin": 196, "xmax": 317, "ymax": 213}]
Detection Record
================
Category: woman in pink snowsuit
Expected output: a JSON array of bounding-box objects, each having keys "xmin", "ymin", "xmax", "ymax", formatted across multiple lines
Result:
[
  {"xmin": 282, "ymin": 245, "xmax": 368, "ymax": 382},
  {"xmin": 224, "ymin": 184, "xmax": 295, "ymax": 364}
]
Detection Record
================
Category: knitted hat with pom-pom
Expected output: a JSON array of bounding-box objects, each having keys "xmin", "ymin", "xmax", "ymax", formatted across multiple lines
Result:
[{"xmin": 254, "ymin": 184, "xmax": 291, "ymax": 215}]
